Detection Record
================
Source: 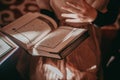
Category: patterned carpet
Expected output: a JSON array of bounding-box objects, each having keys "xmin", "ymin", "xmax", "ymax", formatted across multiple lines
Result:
[{"xmin": 0, "ymin": 0, "xmax": 40, "ymax": 27}]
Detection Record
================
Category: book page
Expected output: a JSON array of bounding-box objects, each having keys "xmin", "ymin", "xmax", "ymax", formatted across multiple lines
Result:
[
  {"xmin": 35, "ymin": 27, "xmax": 72, "ymax": 48},
  {"xmin": 35, "ymin": 26, "xmax": 87, "ymax": 53},
  {"xmin": 0, "ymin": 32, "xmax": 19, "ymax": 65},
  {"xmin": 0, "ymin": 37, "xmax": 13, "ymax": 57},
  {"xmin": 2, "ymin": 12, "xmax": 58, "ymax": 48},
  {"xmin": 11, "ymin": 18, "xmax": 52, "ymax": 47}
]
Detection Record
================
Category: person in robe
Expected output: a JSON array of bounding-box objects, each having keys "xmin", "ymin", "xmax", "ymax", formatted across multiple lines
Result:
[{"xmin": 16, "ymin": 0, "xmax": 120, "ymax": 80}]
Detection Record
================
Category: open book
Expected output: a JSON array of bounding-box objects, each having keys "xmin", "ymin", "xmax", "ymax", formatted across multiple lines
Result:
[
  {"xmin": 2, "ymin": 12, "xmax": 89, "ymax": 59},
  {"xmin": 0, "ymin": 32, "xmax": 19, "ymax": 65}
]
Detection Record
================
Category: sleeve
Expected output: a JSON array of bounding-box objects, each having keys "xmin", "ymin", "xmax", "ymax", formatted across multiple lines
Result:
[
  {"xmin": 36, "ymin": 0, "xmax": 52, "ymax": 11},
  {"xmin": 92, "ymin": 0, "xmax": 120, "ymax": 27}
]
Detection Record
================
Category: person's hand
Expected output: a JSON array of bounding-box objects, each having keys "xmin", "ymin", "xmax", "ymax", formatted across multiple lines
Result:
[
  {"xmin": 61, "ymin": 0, "xmax": 97, "ymax": 23},
  {"xmin": 43, "ymin": 64, "xmax": 63, "ymax": 80}
]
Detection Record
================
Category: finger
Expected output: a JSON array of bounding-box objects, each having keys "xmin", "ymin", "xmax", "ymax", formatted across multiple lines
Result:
[
  {"xmin": 66, "ymin": 2, "xmax": 82, "ymax": 10},
  {"xmin": 61, "ymin": 13, "xmax": 78, "ymax": 18},
  {"xmin": 65, "ymin": 18, "xmax": 91, "ymax": 23},
  {"xmin": 55, "ymin": 73, "xmax": 61, "ymax": 80},
  {"xmin": 62, "ymin": 6, "xmax": 88, "ymax": 16},
  {"xmin": 51, "ymin": 71, "xmax": 57, "ymax": 80},
  {"xmin": 46, "ymin": 69, "xmax": 51, "ymax": 80},
  {"xmin": 61, "ymin": 6, "xmax": 81, "ymax": 14},
  {"xmin": 62, "ymin": 1, "xmax": 83, "ymax": 14},
  {"xmin": 65, "ymin": 18, "xmax": 82, "ymax": 23},
  {"xmin": 49, "ymin": 70, "xmax": 54, "ymax": 80}
]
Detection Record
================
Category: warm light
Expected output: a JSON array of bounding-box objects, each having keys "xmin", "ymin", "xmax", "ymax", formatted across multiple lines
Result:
[
  {"xmin": 87, "ymin": 65, "xmax": 97, "ymax": 71},
  {"xmin": 42, "ymin": 64, "xmax": 97, "ymax": 80},
  {"xmin": 43, "ymin": 64, "xmax": 63, "ymax": 80},
  {"xmin": 66, "ymin": 67, "xmax": 75, "ymax": 80}
]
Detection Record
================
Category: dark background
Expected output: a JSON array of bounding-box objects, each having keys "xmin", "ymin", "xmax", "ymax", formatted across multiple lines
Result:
[{"xmin": 0, "ymin": 0, "xmax": 40, "ymax": 27}]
